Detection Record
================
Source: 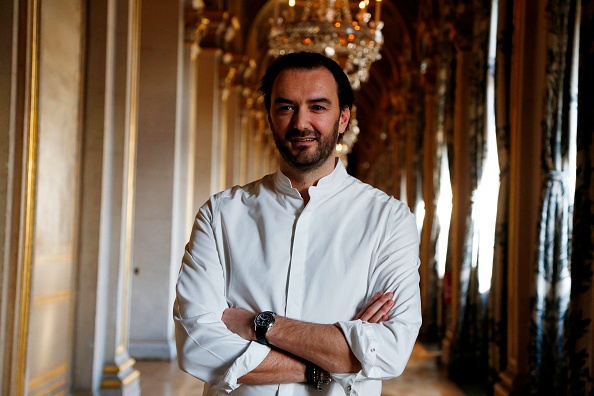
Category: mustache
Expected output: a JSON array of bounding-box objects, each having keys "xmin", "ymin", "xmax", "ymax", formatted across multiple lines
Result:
[{"xmin": 285, "ymin": 128, "xmax": 320, "ymax": 139}]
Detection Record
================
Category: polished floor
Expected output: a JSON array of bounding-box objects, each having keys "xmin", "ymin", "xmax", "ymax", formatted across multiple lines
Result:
[{"xmin": 136, "ymin": 343, "xmax": 468, "ymax": 395}]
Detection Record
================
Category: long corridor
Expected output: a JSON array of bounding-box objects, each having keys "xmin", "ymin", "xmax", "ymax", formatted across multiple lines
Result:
[{"xmin": 136, "ymin": 343, "xmax": 468, "ymax": 396}]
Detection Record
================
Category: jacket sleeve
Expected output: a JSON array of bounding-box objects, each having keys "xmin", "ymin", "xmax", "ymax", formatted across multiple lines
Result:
[
  {"xmin": 333, "ymin": 200, "xmax": 422, "ymax": 392},
  {"xmin": 173, "ymin": 196, "xmax": 270, "ymax": 392}
]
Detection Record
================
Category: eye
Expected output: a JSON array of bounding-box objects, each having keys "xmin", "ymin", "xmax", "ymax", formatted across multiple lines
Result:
[
  {"xmin": 276, "ymin": 105, "xmax": 295, "ymax": 112},
  {"xmin": 311, "ymin": 105, "xmax": 326, "ymax": 111}
]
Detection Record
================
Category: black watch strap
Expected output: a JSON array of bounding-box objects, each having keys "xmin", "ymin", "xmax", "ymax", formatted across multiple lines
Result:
[{"xmin": 255, "ymin": 324, "xmax": 269, "ymax": 345}]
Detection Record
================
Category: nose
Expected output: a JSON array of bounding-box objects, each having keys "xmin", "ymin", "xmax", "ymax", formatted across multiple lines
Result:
[{"xmin": 291, "ymin": 109, "xmax": 310, "ymax": 131}]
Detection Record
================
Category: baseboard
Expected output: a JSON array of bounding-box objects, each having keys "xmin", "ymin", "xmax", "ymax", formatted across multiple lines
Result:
[{"xmin": 128, "ymin": 339, "xmax": 177, "ymax": 360}]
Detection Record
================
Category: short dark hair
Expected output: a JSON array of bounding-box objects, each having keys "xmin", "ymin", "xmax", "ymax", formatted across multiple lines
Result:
[{"xmin": 259, "ymin": 52, "xmax": 354, "ymax": 112}]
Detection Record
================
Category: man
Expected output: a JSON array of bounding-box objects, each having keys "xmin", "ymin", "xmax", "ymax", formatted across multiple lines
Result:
[{"xmin": 174, "ymin": 52, "xmax": 421, "ymax": 395}]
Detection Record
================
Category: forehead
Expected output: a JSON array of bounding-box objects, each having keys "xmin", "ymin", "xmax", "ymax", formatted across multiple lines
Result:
[{"xmin": 272, "ymin": 67, "xmax": 339, "ymax": 102}]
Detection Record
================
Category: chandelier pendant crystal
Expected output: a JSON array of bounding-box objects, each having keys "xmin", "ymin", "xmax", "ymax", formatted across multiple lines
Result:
[{"xmin": 268, "ymin": 0, "xmax": 384, "ymax": 91}]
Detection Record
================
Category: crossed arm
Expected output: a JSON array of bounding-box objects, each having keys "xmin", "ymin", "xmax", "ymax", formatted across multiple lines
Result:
[{"xmin": 221, "ymin": 291, "xmax": 395, "ymax": 385}]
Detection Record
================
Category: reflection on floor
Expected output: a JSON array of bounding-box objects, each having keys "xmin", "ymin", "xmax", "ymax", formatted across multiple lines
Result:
[{"xmin": 136, "ymin": 343, "xmax": 467, "ymax": 395}]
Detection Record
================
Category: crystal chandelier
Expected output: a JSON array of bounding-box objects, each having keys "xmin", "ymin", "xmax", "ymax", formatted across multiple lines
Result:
[{"xmin": 268, "ymin": 0, "xmax": 384, "ymax": 91}]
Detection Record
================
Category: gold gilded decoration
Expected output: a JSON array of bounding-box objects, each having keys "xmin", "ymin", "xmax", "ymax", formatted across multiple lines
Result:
[
  {"xmin": 17, "ymin": 0, "xmax": 41, "ymax": 394},
  {"xmin": 100, "ymin": 370, "xmax": 140, "ymax": 389},
  {"xmin": 28, "ymin": 364, "xmax": 68, "ymax": 391},
  {"xmin": 103, "ymin": 358, "xmax": 137, "ymax": 374}
]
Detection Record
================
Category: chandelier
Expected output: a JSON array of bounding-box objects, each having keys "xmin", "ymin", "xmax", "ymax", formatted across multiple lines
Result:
[{"xmin": 268, "ymin": 0, "xmax": 384, "ymax": 91}]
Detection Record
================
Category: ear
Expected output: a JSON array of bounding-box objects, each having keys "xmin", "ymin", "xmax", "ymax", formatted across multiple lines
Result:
[{"xmin": 338, "ymin": 107, "xmax": 351, "ymax": 134}]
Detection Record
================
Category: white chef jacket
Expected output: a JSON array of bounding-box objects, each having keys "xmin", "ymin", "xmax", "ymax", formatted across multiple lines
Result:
[{"xmin": 174, "ymin": 160, "xmax": 422, "ymax": 396}]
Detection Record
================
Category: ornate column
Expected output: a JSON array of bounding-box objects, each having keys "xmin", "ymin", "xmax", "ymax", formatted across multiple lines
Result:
[
  {"xmin": 128, "ymin": 0, "xmax": 185, "ymax": 361},
  {"xmin": 75, "ymin": 0, "xmax": 141, "ymax": 394},
  {"xmin": 99, "ymin": 0, "xmax": 142, "ymax": 393}
]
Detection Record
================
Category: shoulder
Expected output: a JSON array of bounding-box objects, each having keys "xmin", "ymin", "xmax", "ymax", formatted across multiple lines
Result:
[
  {"xmin": 344, "ymin": 175, "xmax": 409, "ymax": 210},
  {"xmin": 207, "ymin": 174, "xmax": 276, "ymax": 210},
  {"xmin": 342, "ymin": 175, "xmax": 417, "ymax": 229}
]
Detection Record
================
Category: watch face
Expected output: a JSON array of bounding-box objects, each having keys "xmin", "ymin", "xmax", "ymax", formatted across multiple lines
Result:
[{"xmin": 255, "ymin": 311, "xmax": 275, "ymax": 327}]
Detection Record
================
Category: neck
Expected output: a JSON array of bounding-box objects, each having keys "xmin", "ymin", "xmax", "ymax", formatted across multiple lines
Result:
[{"xmin": 280, "ymin": 157, "xmax": 338, "ymax": 205}]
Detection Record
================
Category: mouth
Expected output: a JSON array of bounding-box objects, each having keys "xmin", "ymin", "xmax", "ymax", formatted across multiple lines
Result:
[
  {"xmin": 291, "ymin": 136, "xmax": 316, "ymax": 143},
  {"xmin": 290, "ymin": 137, "xmax": 317, "ymax": 149}
]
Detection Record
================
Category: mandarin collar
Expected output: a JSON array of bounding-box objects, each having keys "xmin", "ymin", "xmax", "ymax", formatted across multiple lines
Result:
[{"xmin": 273, "ymin": 159, "xmax": 348, "ymax": 200}]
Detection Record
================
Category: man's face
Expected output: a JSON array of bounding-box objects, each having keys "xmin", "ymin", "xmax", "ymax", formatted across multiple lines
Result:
[{"xmin": 268, "ymin": 67, "xmax": 350, "ymax": 172}]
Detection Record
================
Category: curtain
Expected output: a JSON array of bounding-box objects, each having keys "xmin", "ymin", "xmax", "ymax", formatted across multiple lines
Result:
[
  {"xmin": 488, "ymin": 0, "xmax": 512, "ymax": 389},
  {"xmin": 566, "ymin": 1, "xmax": 594, "ymax": 394},
  {"xmin": 529, "ymin": 0, "xmax": 577, "ymax": 393},
  {"xmin": 399, "ymin": 87, "xmax": 423, "ymax": 212},
  {"xmin": 442, "ymin": 49, "xmax": 457, "ymax": 344},
  {"xmin": 417, "ymin": 1, "xmax": 458, "ymax": 342},
  {"xmin": 450, "ymin": 0, "xmax": 493, "ymax": 380},
  {"xmin": 427, "ymin": 45, "xmax": 457, "ymax": 343}
]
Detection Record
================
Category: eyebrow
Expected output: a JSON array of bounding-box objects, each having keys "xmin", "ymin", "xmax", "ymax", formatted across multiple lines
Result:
[{"xmin": 273, "ymin": 97, "xmax": 333, "ymax": 106}]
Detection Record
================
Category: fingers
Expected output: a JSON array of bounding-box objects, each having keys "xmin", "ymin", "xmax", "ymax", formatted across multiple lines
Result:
[
  {"xmin": 353, "ymin": 291, "xmax": 384, "ymax": 320},
  {"xmin": 354, "ymin": 291, "xmax": 395, "ymax": 323},
  {"xmin": 365, "ymin": 294, "xmax": 394, "ymax": 323}
]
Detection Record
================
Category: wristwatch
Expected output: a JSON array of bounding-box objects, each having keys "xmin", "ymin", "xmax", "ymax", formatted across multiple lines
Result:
[{"xmin": 254, "ymin": 311, "xmax": 276, "ymax": 345}]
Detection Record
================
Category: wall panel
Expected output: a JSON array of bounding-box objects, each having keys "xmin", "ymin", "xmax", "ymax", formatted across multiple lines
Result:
[{"xmin": 27, "ymin": 0, "xmax": 83, "ymax": 394}]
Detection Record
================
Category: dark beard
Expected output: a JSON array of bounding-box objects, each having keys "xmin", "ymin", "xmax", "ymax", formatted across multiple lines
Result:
[{"xmin": 272, "ymin": 117, "xmax": 340, "ymax": 172}]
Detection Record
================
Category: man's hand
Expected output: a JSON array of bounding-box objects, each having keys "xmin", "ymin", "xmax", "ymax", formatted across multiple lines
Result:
[
  {"xmin": 222, "ymin": 307, "xmax": 256, "ymax": 341},
  {"xmin": 354, "ymin": 290, "xmax": 394, "ymax": 322}
]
